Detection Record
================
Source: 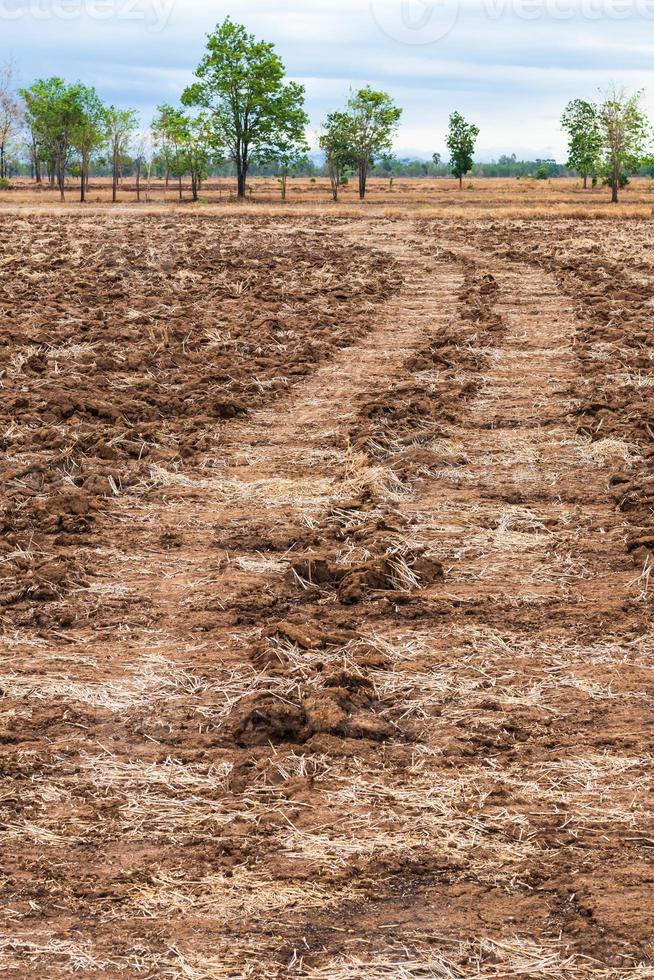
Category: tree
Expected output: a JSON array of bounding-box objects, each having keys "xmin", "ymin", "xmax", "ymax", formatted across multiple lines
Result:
[
  {"xmin": 182, "ymin": 17, "xmax": 308, "ymax": 199},
  {"xmin": 0, "ymin": 62, "xmax": 21, "ymax": 180},
  {"xmin": 560, "ymin": 99, "xmax": 602, "ymax": 189},
  {"xmin": 132, "ymin": 130, "xmax": 157, "ymax": 203},
  {"xmin": 249, "ymin": 106, "xmax": 308, "ymax": 201},
  {"xmin": 24, "ymin": 117, "xmax": 43, "ymax": 183},
  {"xmin": 152, "ymin": 106, "xmax": 214, "ymax": 202},
  {"xmin": 597, "ymin": 86, "xmax": 651, "ymax": 203},
  {"xmin": 345, "ymin": 87, "xmax": 402, "ymax": 200},
  {"xmin": 446, "ymin": 111, "xmax": 479, "ymax": 188},
  {"xmin": 152, "ymin": 104, "xmax": 188, "ymax": 199},
  {"xmin": 151, "ymin": 104, "xmax": 178, "ymax": 190},
  {"xmin": 182, "ymin": 114, "xmax": 214, "ymax": 201},
  {"xmin": 271, "ymin": 140, "xmax": 308, "ymax": 201},
  {"xmin": 70, "ymin": 84, "xmax": 106, "ymax": 202},
  {"xmin": 258, "ymin": 105, "xmax": 308, "ymax": 201},
  {"xmin": 133, "ymin": 131, "xmax": 150, "ymax": 203},
  {"xmin": 105, "ymin": 106, "xmax": 138, "ymax": 203},
  {"xmin": 319, "ymin": 111, "xmax": 356, "ymax": 201},
  {"xmin": 20, "ymin": 78, "xmax": 83, "ymax": 200}
]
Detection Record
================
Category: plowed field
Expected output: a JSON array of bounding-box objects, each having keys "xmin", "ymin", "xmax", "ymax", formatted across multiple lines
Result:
[{"xmin": 1, "ymin": 212, "xmax": 653, "ymax": 978}]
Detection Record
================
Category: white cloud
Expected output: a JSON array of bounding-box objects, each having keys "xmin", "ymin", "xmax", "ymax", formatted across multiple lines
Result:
[{"xmin": 4, "ymin": 0, "xmax": 654, "ymax": 158}]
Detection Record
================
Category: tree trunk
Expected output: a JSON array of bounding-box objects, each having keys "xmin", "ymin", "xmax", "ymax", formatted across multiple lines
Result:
[
  {"xmin": 281, "ymin": 169, "xmax": 287, "ymax": 201},
  {"xmin": 583, "ymin": 174, "xmax": 588, "ymax": 190},
  {"xmin": 191, "ymin": 172, "xmax": 198, "ymax": 201},
  {"xmin": 237, "ymin": 164, "xmax": 246, "ymax": 199},
  {"xmin": 80, "ymin": 159, "xmax": 86, "ymax": 203},
  {"xmin": 459, "ymin": 175, "xmax": 463, "ymax": 189},
  {"xmin": 0, "ymin": 145, "xmax": 5, "ymax": 180},
  {"xmin": 328, "ymin": 160, "xmax": 339, "ymax": 201},
  {"xmin": 112, "ymin": 149, "xmax": 118, "ymax": 203},
  {"xmin": 136, "ymin": 161, "xmax": 141, "ymax": 202},
  {"xmin": 32, "ymin": 138, "xmax": 42, "ymax": 183},
  {"xmin": 611, "ymin": 162, "xmax": 619, "ymax": 204},
  {"xmin": 58, "ymin": 161, "xmax": 65, "ymax": 202},
  {"xmin": 358, "ymin": 164, "xmax": 367, "ymax": 200}
]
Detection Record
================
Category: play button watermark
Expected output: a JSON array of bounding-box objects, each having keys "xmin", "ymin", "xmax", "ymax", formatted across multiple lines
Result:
[{"xmin": 370, "ymin": 0, "xmax": 460, "ymax": 44}]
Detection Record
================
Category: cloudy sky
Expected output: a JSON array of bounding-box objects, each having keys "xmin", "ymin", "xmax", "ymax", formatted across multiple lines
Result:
[{"xmin": 3, "ymin": 0, "xmax": 654, "ymax": 159}]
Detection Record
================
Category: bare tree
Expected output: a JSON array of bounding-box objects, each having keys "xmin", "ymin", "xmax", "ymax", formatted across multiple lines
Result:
[
  {"xmin": 0, "ymin": 62, "xmax": 21, "ymax": 180},
  {"xmin": 133, "ymin": 131, "xmax": 154, "ymax": 203},
  {"xmin": 105, "ymin": 106, "xmax": 138, "ymax": 203},
  {"xmin": 25, "ymin": 122, "xmax": 42, "ymax": 183}
]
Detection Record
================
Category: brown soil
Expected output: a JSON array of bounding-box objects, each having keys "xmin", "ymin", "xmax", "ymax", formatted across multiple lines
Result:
[{"xmin": 1, "ymin": 212, "xmax": 653, "ymax": 978}]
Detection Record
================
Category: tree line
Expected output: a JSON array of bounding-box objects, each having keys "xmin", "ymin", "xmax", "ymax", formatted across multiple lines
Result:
[{"xmin": 0, "ymin": 18, "xmax": 652, "ymax": 203}]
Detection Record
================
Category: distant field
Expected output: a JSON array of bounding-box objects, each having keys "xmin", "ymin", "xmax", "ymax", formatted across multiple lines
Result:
[{"xmin": 3, "ymin": 174, "xmax": 654, "ymax": 215}]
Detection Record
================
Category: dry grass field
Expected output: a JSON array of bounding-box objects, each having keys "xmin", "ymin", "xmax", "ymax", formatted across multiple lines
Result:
[
  {"xmin": 3, "ymin": 174, "xmax": 654, "ymax": 216},
  {"xmin": 1, "ymin": 196, "xmax": 654, "ymax": 977}
]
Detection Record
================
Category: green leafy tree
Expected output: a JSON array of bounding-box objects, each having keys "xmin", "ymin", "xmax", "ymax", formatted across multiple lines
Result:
[
  {"xmin": 254, "ymin": 87, "xmax": 308, "ymax": 201},
  {"xmin": 182, "ymin": 17, "xmax": 308, "ymax": 199},
  {"xmin": 345, "ymin": 87, "xmax": 402, "ymax": 200},
  {"xmin": 105, "ymin": 106, "xmax": 138, "ymax": 203},
  {"xmin": 561, "ymin": 99, "xmax": 602, "ymax": 189},
  {"xmin": 152, "ymin": 104, "xmax": 188, "ymax": 199},
  {"xmin": 152, "ymin": 105, "xmax": 215, "ymax": 201},
  {"xmin": 446, "ymin": 111, "xmax": 479, "ymax": 188},
  {"xmin": 20, "ymin": 78, "xmax": 84, "ymax": 200},
  {"xmin": 182, "ymin": 114, "xmax": 214, "ymax": 201},
  {"xmin": 264, "ymin": 118, "xmax": 309, "ymax": 201},
  {"xmin": 71, "ymin": 84, "xmax": 106, "ymax": 202},
  {"xmin": 598, "ymin": 86, "xmax": 651, "ymax": 203},
  {"xmin": 319, "ymin": 111, "xmax": 356, "ymax": 201}
]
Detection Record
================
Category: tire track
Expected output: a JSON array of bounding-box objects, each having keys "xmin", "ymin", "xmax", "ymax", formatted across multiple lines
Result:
[{"xmin": 3, "ymin": 218, "xmax": 653, "ymax": 978}]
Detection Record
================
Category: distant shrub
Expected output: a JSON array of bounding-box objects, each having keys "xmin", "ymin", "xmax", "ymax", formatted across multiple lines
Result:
[
  {"xmin": 535, "ymin": 164, "xmax": 549, "ymax": 180},
  {"xmin": 0, "ymin": 177, "xmax": 11, "ymax": 190},
  {"xmin": 603, "ymin": 173, "xmax": 630, "ymax": 189}
]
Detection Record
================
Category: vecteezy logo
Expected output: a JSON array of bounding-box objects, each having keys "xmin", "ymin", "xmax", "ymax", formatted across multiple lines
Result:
[{"xmin": 370, "ymin": 0, "xmax": 460, "ymax": 45}]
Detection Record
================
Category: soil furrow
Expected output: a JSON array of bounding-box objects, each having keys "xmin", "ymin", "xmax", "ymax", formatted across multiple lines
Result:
[{"xmin": 1, "ymin": 215, "xmax": 653, "ymax": 978}]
